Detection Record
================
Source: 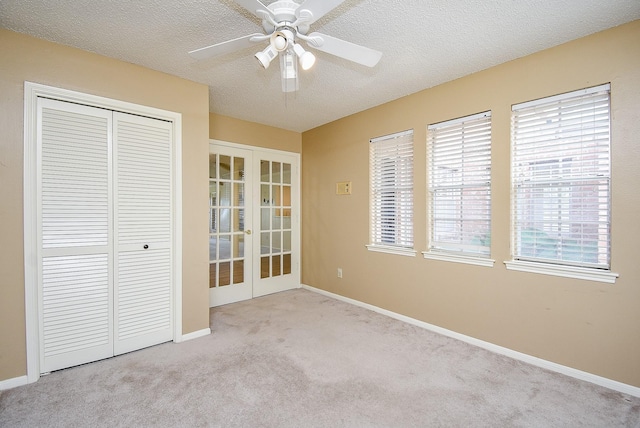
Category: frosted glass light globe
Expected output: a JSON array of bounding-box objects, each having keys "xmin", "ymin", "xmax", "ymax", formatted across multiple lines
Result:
[{"xmin": 273, "ymin": 35, "xmax": 287, "ymax": 51}]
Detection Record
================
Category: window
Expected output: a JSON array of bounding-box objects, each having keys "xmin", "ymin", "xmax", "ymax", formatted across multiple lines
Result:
[
  {"xmin": 425, "ymin": 112, "xmax": 493, "ymax": 266},
  {"xmin": 367, "ymin": 130, "xmax": 415, "ymax": 256},
  {"xmin": 508, "ymin": 84, "xmax": 618, "ymax": 282}
]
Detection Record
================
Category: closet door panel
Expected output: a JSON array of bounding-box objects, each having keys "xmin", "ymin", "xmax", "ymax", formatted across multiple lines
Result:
[
  {"xmin": 41, "ymin": 254, "xmax": 111, "ymax": 372},
  {"xmin": 38, "ymin": 99, "xmax": 113, "ymax": 373},
  {"xmin": 116, "ymin": 248, "xmax": 172, "ymax": 352},
  {"xmin": 114, "ymin": 113, "xmax": 173, "ymax": 355}
]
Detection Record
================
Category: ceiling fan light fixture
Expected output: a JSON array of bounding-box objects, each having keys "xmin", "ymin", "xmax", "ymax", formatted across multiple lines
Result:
[
  {"xmin": 255, "ymin": 44, "xmax": 278, "ymax": 69},
  {"xmin": 270, "ymin": 30, "xmax": 291, "ymax": 52},
  {"xmin": 273, "ymin": 34, "xmax": 288, "ymax": 51},
  {"xmin": 189, "ymin": 0, "xmax": 384, "ymax": 92},
  {"xmin": 293, "ymin": 43, "xmax": 316, "ymax": 70}
]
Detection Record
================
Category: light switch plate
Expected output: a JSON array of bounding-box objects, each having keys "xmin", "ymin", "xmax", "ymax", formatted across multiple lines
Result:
[{"xmin": 336, "ymin": 181, "xmax": 352, "ymax": 195}]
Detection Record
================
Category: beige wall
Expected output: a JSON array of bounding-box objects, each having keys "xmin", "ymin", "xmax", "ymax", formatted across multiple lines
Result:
[
  {"xmin": 301, "ymin": 21, "xmax": 640, "ymax": 387},
  {"xmin": 0, "ymin": 29, "xmax": 211, "ymax": 382},
  {"xmin": 209, "ymin": 113, "xmax": 302, "ymax": 153}
]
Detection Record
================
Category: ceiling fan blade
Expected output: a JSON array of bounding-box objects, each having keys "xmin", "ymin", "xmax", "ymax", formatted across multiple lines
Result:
[
  {"xmin": 307, "ymin": 32, "xmax": 382, "ymax": 67},
  {"xmin": 233, "ymin": 0, "xmax": 273, "ymax": 18},
  {"xmin": 295, "ymin": 0, "xmax": 346, "ymax": 25},
  {"xmin": 189, "ymin": 33, "xmax": 265, "ymax": 60}
]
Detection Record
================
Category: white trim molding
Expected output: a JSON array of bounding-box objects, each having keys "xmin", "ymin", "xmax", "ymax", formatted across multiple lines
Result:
[
  {"xmin": 504, "ymin": 260, "xmax": 619, "ymax": 284},
  {"xmin": 0, "ymin": 375, "xmax": 29, "ymax": 391},
  {"xmin": 181, "ymin": 328, "xmax": 212, "ymax": 342},
  {"xmin": 366, "ymin": 245, "xmax": 417, "ymax": 257},
  {"xmin": 422, "ymin": 251, "xmax": 495, "ymax": 267},
  {"xmin": 302, "ymin": 284, "xmax": 640, "ymax": 398}
]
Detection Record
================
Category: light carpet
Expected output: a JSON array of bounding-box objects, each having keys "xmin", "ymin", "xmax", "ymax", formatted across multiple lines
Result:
[{"xmin": 1, "ymin": 288, "xmax": 639, "ymax": 427}]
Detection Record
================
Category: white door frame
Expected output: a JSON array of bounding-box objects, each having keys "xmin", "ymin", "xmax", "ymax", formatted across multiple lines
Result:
[
  {"xmin": 209, "ymin": 139, "xmax": 301, "ymax": 303},
  {"xmin": 23, "ymin": 82, "xmax": 183, "ymax": 383}
]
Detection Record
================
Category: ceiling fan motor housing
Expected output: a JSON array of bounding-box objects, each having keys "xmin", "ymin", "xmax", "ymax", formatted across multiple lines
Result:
[
  {"xmin": 262, "ymin": 1, "xmax": 311, "ymax": 35},
  {"xmin": 269, "ymin": 1, "xmax": 299, "ymax": 22}
]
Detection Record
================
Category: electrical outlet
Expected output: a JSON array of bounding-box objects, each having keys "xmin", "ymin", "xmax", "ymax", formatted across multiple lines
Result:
[{"xmin": 337, "ymin": 268, "xmax": 343, "ymax": 278}]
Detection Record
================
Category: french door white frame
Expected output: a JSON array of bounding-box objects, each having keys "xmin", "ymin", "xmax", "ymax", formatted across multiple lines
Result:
[
  {"xmin": 209, "ymin": 139, "xmax": 301, "ymax": 303},
  {"xmin": 23, "ymin": 82, "xmax": 183, "ymax": 384}
]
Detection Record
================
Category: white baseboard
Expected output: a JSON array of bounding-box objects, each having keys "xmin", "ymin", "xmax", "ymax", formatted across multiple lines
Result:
[
  {"xmin": 301, "ymin": 284, "xmax": 640, "ymax": 398},
  {"xmin": 0, "ymin": 375, "xmax": 29, "ymax": 391},
  {"xmin": 180, "ymin": 327, "xmax": 211, "ymax": 342}
]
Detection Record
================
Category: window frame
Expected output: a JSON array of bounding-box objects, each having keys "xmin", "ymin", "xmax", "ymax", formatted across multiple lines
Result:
[
  {"xmin": 423, "ymin": 111, "xmax": 494, "ymax": 267},
  {"xmin": 506, "ymin": 83, "xmax": 618, "ymax": 283},
  {"xmin": 367, "ymin": 129, "xmax": 416, "ymax": 257}
]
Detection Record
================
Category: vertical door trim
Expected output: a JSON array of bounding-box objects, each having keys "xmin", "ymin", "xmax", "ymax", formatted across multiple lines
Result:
[{"xmin": 23, "ymin": 82, "xmax": 183, "ymax": 383}]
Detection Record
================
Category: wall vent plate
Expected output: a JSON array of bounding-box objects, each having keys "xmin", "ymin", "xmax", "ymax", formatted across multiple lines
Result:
[{"xmin": 336, "ymin": 181, "xmax": 352, "ymax": 195}]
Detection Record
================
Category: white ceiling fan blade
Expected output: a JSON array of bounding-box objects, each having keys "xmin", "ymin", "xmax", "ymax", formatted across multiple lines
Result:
[
  {"xmin": 296, "ymin": 0, "xmax": 346, "ymax": 25},
  {"xmin": 233, "ymin": 0, "xmax": 273, "ymax": 18},
  {"xmin": 189, "ymin": 33, "xmax": 265, "ymax": 60},
  {"xmin": 307, "ymin": 32, "xmax": 382, "ymax": 67}
]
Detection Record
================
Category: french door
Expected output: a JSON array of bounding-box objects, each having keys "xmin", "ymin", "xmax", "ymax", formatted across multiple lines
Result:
[{"xmin": 209, "ymin": 142, "xmax": 299, "ymax": 307}]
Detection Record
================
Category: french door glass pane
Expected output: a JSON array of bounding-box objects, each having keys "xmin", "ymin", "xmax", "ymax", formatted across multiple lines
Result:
[
  {"xmin": 283, "ymin": 231, "xmax": 291, "ymax": 251},
  {"xmin": 233, "ymin": 183, "xmax": 244, "ymax": 206},
  {"xmin": 272, "ymin": 231, "xmax": 282, "ymax": 253},
  {"xmin": 233, "ymin": 208, "xmax": 244, "ymax": 232},
  {"xmin": 283, "ymin": 254, "xmax": 291, "ymax": 275},
  {"xmin": 272, "ymin": 255, "xmax": 281, "ymax": 276},
  {"xmin": 272, "ymin": 162, "xmax": 281, "ymax": 183},
  {"xmin": 233, "ymin": 157, "xmax": 244, "ymax": 181},
  {"xmin": 219, "ymin": 235, "xmax": 231, "ymax": 259},
  {"xmin": 209, "ymin": 207, "xmax": 217, "ymax": 233},
  {"xmin": 283, "ymin": 163, "xmax": 291, "ymax": 184},
  {"xmin": 220, "ymin": 209, "xmax": 231, "ymax": 233},
  {"xmin": 261, "ymin": 232, "xmax": 270, "ymax": 255},
  {"xmin": 220, "ymin": 155, "xmax": 231, "ymax": 180},
  {"xmin": 261, "ymin": 184, "xmax": 270, "ymax": 206},
  {"xmin": 261, "ymin": 256, "xmax": 269, "ymax": 279},
  {"xmin": 209, "ymin": 237, "xmax": 217, "ymax": 261},
  {"xmin": 219, "ymin": 183, "xmax": 231, "ymax": 206},
  {"xmin": 233, "ymin": 234, "xmax": 244, "ymax": 258},
  {"xmin": 272, "ymin": 209, "xmax": 281, "ymax": 229},
  {"xmin": 233, "ymin": 260, "xmax": 244, "ymax": 284},
  {"xmin": 219, "ymin": 261, "xmax": 231, "ymax": 286}
]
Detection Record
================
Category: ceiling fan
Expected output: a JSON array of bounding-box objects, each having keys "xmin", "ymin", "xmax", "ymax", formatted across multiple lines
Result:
[{"xmin": 189, "ymin": 0, "xmax": 383, "ymax": 92}]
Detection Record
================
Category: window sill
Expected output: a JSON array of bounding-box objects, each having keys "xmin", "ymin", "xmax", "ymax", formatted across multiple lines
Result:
[
  {"xmin": 366, "ymin": 245, "xmax": 417, "ymax": 257},
  {"xmin": 422, "ymin": 251, "xmax": 495, "ymax": 267},
  {"xmin": 504, "ymin": 260, "xmax": 619, "ymax": 284}
]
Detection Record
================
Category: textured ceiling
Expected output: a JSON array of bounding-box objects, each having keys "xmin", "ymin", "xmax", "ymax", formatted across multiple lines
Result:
[{"xmin": 2, "ymin": 0, "xmax": 639, "ymax": 132}]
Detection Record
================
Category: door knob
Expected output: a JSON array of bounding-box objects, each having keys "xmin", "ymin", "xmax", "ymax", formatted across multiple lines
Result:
[
  {"xmin": 143, "ymin": 244, "xmax": 149, "ymax": 249},
  {"xmin": 245, "ymin": 230, "xmax": 252, "ymax": 235}
]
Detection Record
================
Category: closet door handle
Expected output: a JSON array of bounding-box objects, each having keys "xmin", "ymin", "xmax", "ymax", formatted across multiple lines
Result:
[{"xmin": 143, "ymin": 244, "xmax": 149, "ymax": 249}]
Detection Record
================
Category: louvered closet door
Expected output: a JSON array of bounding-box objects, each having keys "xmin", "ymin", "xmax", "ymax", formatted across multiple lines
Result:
[
  {"xmin": 38, "ymin": 99, "xmax": 114, "ymax": 373},
  {"xmin": 113, "ymin": 113, "xmax": 173, "ymax": 355}
]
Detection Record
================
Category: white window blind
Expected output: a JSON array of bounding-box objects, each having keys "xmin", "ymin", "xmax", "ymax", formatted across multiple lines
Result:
[
  {"xmin": 369, "ymin": 130, "xmax": 414, "ymax": 249},
  {"xmin": 427, "ymin": 112, "xmax": 492, "ymax": 256},
  {"xmin": 511, "ymin": 84, "xmax": 611, "ymax": 269}
]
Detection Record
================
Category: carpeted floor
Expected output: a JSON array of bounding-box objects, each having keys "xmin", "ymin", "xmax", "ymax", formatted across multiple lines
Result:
[{"xmin": 1, "ymin": 288, "xmax": 639, "ymax": 427}]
